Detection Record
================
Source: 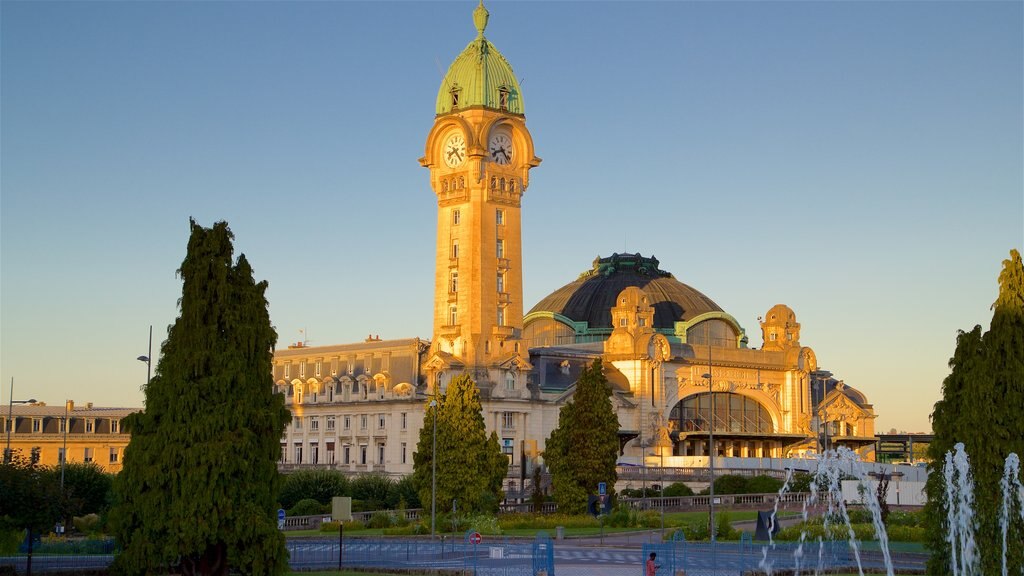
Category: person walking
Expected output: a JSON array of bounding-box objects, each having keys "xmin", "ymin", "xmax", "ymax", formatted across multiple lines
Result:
[{"xmin": 646, "ymin": 552, "xmax": 660, "ymax": 576}]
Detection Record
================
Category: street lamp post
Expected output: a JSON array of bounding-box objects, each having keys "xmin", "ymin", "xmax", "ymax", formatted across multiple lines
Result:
[
  {"xmin": 137, "ymin": 325, "xmax": 153, "ymax": 386},
  {"xmin": 430, "ymin": 399, "xmax": 438, "ymax": 539},
  {"xmin": 4, "ymin": 377, "xmax": 37, "ymax": 463},
  {"xmin": 703, "ymin": 372, "xmax": 715, "ymax": 544}
]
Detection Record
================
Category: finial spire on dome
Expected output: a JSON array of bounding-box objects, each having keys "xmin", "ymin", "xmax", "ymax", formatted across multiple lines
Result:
[{"xmin": 473, "ymin": 0, "xmax": 489, "ymax": 37}]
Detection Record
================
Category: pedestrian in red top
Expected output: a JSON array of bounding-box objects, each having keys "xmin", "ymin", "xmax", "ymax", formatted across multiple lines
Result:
[{"xmin": 646, "ymin": 552, "xmax": 659, "ymax": 576}]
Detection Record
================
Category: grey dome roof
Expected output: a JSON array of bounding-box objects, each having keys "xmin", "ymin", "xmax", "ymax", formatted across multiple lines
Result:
[{"xmin": 528, "ymin": 254, "xmax": 722, "ymax": 330}]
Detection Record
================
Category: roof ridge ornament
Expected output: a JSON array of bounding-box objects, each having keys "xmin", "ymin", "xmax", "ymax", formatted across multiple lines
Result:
[{"xmin": 473, "ymin": 0, "xmax": 489, "ymax": 37}]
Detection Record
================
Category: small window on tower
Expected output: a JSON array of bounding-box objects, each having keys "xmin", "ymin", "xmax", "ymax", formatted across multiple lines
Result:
[
  {"xmin": 770, "ymin": 332, "xmax": 777, "ymax": 341},
  {"xmin": 451, "ymin": 239, "xmax": 459, "ymax": 259},
  {"xmin": 452, "ymin": 209, "xmax": 461, "ymax": 225},
  {"xmin": 450, "ymin": 270, "xmax": 458, "ymax": 293},
  {"xmin": 497, "ymin": 307, "xmax": 505, "ymax": 327},
  {"xmin": 496, "ymin": 209, "xmax": 504, "ymax": 225},
  {"xmin": 496, "ymin": 239, "xmax": 504, "ymax": 259},
  {"xmin": 620, "ymin": 318, "xmax": 627, "ymax": 327},
  {"xmin": 449, "ymin": 306, "xmax": 458, "ymax": 325},
  {"xmin": 451, "ymin": 88, "xmax": 460, "ymax": 108},
  {"xmin": 639, "ymin": 318, "xmax": 647, "ymax": 327}
]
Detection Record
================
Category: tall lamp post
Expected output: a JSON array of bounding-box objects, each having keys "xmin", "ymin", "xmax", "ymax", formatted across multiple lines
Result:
[
  {"xmin": 703, "ymin": 372, "xmax": 715, "ymax": 544},
  {"xmin": 5, "ymin": 378, "xmax": 37, "ymax": 463},
  {"xmin": 429, "ymin": 399, "xmax": 438, "ymax": 539},
  {"xmin": 137, "ymin": 325, "xmax": 153, "ymax": 385}
]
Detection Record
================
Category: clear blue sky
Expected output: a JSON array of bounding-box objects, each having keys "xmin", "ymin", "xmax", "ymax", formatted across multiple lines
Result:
[{"xmin": 2, "ymin": 1, "xmax": 1020, "ymax": 434}]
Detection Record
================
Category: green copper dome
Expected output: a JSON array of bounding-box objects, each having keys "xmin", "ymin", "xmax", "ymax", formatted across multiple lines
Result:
[{"xmin": 435, "ymin": 2, "xmax": 524, "ymax": 116}]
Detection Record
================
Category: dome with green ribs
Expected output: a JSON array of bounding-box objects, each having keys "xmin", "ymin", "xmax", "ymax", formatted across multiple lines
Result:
[{"xmin": 435, "ymin": 2, "xmax": 524, "ymax": 116}]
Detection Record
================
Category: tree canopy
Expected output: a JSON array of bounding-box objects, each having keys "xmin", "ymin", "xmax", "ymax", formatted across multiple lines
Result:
[
  {"xmin": 412, "ymin": 374, "xmax": 506, "ymax": 520},
  {"xmin": 0, "ymin": 452, "xmax": 61, "ymax": 546},
  {"xmin": 544, "ymin": 359, "xmax": 620, "ymax": 514},
  {"xmin": 925, "ymin": 249, "xmax": 1024, "ymax": 575},
  {"xmin": 111, "ymin": 220, "xmax": 290, "ymax": 576}
]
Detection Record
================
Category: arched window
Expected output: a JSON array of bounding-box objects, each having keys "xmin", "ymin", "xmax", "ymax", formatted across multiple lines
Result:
[{"xmin": 670, "ymin": 393, "xmax": 773, "ymax": 434}]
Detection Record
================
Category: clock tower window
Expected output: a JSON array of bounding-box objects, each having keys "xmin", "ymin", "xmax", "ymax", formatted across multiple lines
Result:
[
  {"xmin": 496, "ymin": 209, "xmax": 505, "ymax": 225},
  {"xmin": 496, "ymin": 239, "xmax": 505, "ymax": 259},
  {"xmin": 452, "ymin": 209, "xmax": 461, "ymax": 225}
]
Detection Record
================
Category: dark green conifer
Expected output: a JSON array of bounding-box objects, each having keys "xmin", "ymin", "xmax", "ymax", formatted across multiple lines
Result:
[
  {"xmin": 412, "ymin": 374, "xmax": 506, "ymax": 518},
  {"xmin": 111, "ymin": 220, "xmax": 289, "ymax": 576},
  {"xmin": 544, "ymin": 359, "xmax": 620, "ymax": 514},
  {"xmin": 925, "ymin": 249, "xmax": 1024, "ymax": 575}
]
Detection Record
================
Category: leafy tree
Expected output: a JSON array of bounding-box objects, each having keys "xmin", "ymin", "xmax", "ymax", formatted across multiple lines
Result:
[
  {"xmin": 279, "ymin": 469, "xmax": 349, "ymax": 509},
  {"xmin": 543, "ymin": 359, "xmax": 620, "ymax": 514},
  {"xmin": 412, "ymin": 374, "xmax": 506, "ymax": 517},
  {"xmin": 389, "ymin": 475, "xmax": 421, "ymax": 509},
  {"xmin": 0, "ymin": 452, "xmax": 61, "ymax": 561},
  {"xmin": 110, "ymin": 220, "xmax": 290, "ymax": 576},
  {"xmin": 48, "ymin": 462, "xmax": 113, "ymax": 525},
  {"xmin": 925, "ymin": 249, "xmax": 1024, "ymax": 575}
]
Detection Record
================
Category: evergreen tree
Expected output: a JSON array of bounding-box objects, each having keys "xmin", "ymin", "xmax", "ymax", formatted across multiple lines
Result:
[
  {"xmin": 412, "ymin": 374, "xmax": 506, "ymax": 520},
  {"xmin": 111, "ymin": 220, "xmax": 289, "ymax": 576},
  {"xmin": 925, "ymin": 249, "xmax": 1024, "ymax": 575},
  {"xmin": 543, "ymin": 359, "xmax": 620, "ymax": 514}
]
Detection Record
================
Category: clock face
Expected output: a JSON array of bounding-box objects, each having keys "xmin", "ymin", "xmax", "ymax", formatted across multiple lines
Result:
[
  {"xmin": 489, "ymin": 133, "xmax": 513, "ymax": 165},
  {"xmin": 443, "ymin": 134, "xmax": 466, "ymax": 168}
]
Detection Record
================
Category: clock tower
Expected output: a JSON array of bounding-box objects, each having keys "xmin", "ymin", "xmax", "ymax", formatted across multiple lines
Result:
[{"xmin": 420, "ymin": 1, "xmax": 541, "ymax": 389}]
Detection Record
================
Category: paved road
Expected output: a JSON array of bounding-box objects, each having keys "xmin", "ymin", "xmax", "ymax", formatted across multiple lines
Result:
[{"xmin": 1, "ymin": 537, "xmax": 926, "ymax": 576}]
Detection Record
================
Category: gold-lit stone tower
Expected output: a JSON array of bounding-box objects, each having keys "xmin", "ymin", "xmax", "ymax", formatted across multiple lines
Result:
[{"xmin": 420, "ymin": 2, "xmax": 541, "ymax": 388}]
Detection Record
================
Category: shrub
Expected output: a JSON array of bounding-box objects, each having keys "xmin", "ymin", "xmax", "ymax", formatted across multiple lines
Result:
[
  {"xmin": 72, "ymin": 514, "xmax": 101, "ymax": 534},
  {"xmin": 714, "ymin": 511, "xmax": 737, "ymax": 540},
  {"xmin": 712, "ymin": 475, "xmax": 749, "ymax": 495},
  {"xmin": 886, "ymin": 524, "xmax": 926, "ymax": 542},
  {"xmin": 279, "ymin": 470, "xmax": 349, "ymax": 509},
  {"xmin": 787, "ymin": 472, "xmax": 814, "ymax": 493},
  {"xmin": 605, "ymin": 505, "xmax": 634, "ymax": 527},
  {"xmin": 637, "ymin": 510, "xmax": 662, "ymax": 529},
  {"xmin": 747, "ymin": 475, "xmax": 784, "ymax": 494},
  {"xmin": 466, "ymin": 514, "xmax": 501, "ymax": 535},
  {"xmin": 663, "ymin": 482, "xmax": 694, "ymax": 497},
  {"xmin": 320, "ymin": 519, "xmax": 366, "ymax": 532},
  {"xmin": 682, "ymin": 521, "xmax": 709, "ymax": 541},
  {"xmin": 350, "ymin": 474, "xmax": 394, "ymax": 511},
  {"xmin": 367, "ymin": 511, "xmax": 396, "ymax": 529},
  {"xmin": 499, "ymin": 513, "xmax": 598, "ymax": 530},
  {"xmin": 289, "ymin": 498, "xmax": 325, "ymax": 517}
]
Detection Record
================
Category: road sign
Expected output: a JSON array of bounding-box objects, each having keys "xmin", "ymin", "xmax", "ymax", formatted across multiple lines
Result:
[
  {"xmin": 277, "ymin": 508, "xmax": 286, "ymax": 530},
  {"xmin": 469, "ymin": 532, "xmax": 482, "ymax": 545},
  {"xmin": 598, "ymin": 482, "xmax": 607, "ymax": 496}
]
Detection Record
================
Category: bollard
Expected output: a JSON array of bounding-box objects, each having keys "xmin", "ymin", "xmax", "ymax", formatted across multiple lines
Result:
[{"xmin": 555, "ymin": 526, "xmax": 564, "ymax": 540}]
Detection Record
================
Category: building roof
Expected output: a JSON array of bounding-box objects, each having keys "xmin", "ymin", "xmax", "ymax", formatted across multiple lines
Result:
[
  {"xmin": 435, "ymin": 2, "xmax": 523, "ymax": 116},
  {"xmin": 528, "ymin": 253, "xmax": 723, "ymax": 330}
]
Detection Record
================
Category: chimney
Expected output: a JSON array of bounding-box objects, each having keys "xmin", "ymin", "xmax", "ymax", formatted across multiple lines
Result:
[
  {"xmin": 66, "ymin": 400, "xmax": 74, "ymax": 412},
  {"xmin": 86, "ymin": 402, "xmax": 93, "ymax": 409}
]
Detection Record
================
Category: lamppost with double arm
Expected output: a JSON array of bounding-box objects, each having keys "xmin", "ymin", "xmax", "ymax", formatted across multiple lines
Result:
[{"xmin": 5, "ymin": 377, "xmax": 37, "ymax": 463}]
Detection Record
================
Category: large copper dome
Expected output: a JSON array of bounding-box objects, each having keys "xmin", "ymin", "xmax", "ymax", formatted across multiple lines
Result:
[{"xmin": 528, "ymin": 254, "xmax": 722, "ymax": 330}]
